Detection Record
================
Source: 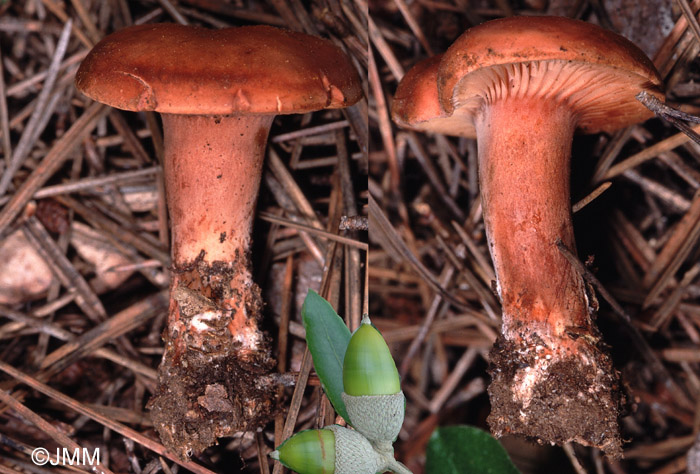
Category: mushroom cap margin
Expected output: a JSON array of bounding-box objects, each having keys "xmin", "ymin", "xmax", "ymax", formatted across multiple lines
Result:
[
  {"xmin": 392, "ymin": 54, "xmax": 478, "ymax": 138},
  {"xmin": 75, "ymin": 24, "xmax": 362, "ymax": 115},
  {"xmin": 437, "ymin": 16, "xmax": 664, "ymax": 135}
]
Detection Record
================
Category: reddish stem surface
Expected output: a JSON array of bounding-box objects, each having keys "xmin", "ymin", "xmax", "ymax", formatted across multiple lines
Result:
[
  {"xmin": 148, "ymin": 114, "xmax": 277, "ymax": 460},
  {"xmin": 476, "ymin": 97, "xmax": 622, "ymax": 456},
  {"xmin": 477, "ymin": 98, "xmax": 590, "ymax": 347},
  {"xmin": 162, "ymin": 114, "xmax": 273, "ymax": 353},
  {"xmin": 163, "ymin": 114, "xmax": 273, "ymax": 264}
]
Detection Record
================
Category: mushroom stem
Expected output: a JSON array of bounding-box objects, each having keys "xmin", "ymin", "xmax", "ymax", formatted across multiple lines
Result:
[
  {"xmin": 148, "ymin": 114, "xmax": 277, "ymax": 460},
  {"xmin": 162, "ymin": 114, "xmax": 273, "ymax": 353},
  {"xmin": 477, "ymin": 98, "xmax": 587, "ymax": 343},
  {"xmin": 163, "ymin": 114, "xmax": 273, "ymax": 264},
  {"xmin": 476, "ymin": 97, "xmax": 622, "ymax": 456}
]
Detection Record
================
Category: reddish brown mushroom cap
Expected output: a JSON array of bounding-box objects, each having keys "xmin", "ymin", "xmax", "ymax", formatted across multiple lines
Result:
[
  {"xmin": 391, "ymin": 55, "xmax": 441, "ymax": 128},
  {"xmin": 75, "ymin": 24, "xmax": 362, "ymax": 115},
  {"xmin": 437, "ymin": 16, "xmax": 664, "ymax": 135},
  {"xmin": 392, "ymin": 54, "xmax": 476, "ymax": 138}
]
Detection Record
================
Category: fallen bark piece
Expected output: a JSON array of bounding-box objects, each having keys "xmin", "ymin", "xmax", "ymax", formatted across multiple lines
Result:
[{"xmin": 0, "ymin": 229, "xmax": 53, "ymax": 305}]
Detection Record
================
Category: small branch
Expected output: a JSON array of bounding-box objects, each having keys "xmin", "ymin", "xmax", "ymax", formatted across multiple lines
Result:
[
  {"xmin": 572, "ymin": 181, "xmax": 612, "ymax": 213},
  {"xmin": 636, "ymin": 91, "xmax": 700, "ymax": 146},
  {"xmin": 636, "ymin": 91, "xmax": 700, "ymax": 124},
  {"xmin": 339, "ymin": 215, "xmax": 368, "ymax": 231},
  {"xmin": 385, "ymin": 457, "xmax": 414, "ymax": 474}
]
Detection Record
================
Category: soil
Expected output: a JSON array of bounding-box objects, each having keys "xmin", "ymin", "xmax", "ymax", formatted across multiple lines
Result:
[
  {"xmin": 147, "ymin": 251, "xmax": 277, "ymax": 460},
  {"xmin": 487, "ymin": 332, "xmax": 623, "ymax": 458}
]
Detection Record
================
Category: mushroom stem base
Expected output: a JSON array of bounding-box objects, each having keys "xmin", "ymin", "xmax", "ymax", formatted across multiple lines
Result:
[
  {"xmin": 147, "ymin": 253, "xmax": 276, "ymax": 460},
  {"xmin": 487, "ymin": 333, "xmax": 622, "ymax": 457},
  {"xmin": 148, "ymin": 349, "xmax": 277, "ymax": 460}
]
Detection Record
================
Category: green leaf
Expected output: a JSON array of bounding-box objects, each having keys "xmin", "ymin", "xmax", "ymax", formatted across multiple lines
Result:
[
  {"xmin": 426, "ymin": 426, "xmax": 520, "ymax": 474},
  {"xmin": 301, "ymin": 289, "xmax": 352, "ymax": 422}
]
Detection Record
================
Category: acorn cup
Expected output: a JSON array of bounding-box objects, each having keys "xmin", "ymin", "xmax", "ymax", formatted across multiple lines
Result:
[
  {"xmin": 271, "ymin": 309, "xmax": 413, "ymax": 474},
  {"xmin": 341, "ymin": 315, "xmax": 406, "ymax": 452},
  {"xmin": 270, "ymin": 425, "xmax": 383, "ymax": 474}
]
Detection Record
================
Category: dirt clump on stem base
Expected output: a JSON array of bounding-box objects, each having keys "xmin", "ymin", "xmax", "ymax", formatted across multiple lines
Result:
[{"xmin": 148, "ymin": 250, "xmax": 276, "ymax": 458}]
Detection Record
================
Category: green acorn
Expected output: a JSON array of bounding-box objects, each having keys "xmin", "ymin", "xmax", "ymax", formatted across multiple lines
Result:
[
  {"xmin": 270, "ymin": 425, "xmax": 384, "ymax": 474},
  {"xmin": 343, "ymin": 315, "xmax": 400, "ymax": 396},
  {"xmin": 342, "ymin": 315, "xmax": 405, "ymax": 449}
]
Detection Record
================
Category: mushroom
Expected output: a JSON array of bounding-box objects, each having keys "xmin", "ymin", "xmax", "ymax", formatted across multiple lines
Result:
[
  {"xmin": 76, "ymin": 23, "xmax": 361, "ymax": 459},
  {"xmin": 392, "ymin": 16, "xmax": 663, "ymax": 455}
]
